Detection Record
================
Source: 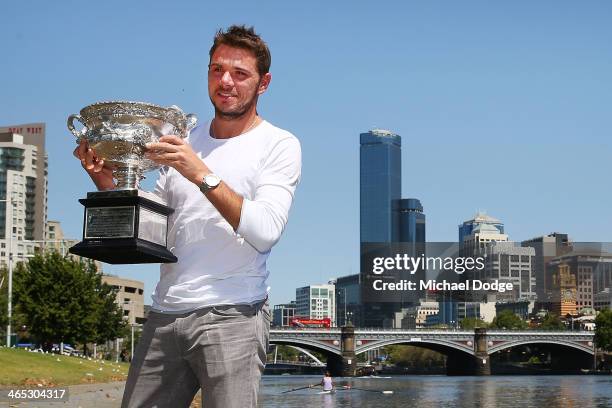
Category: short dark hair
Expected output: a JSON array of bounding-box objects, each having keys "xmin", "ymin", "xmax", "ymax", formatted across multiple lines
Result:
[{"xmin": 209, "ymin": 25, "xmax": 271, "ymax": 77}]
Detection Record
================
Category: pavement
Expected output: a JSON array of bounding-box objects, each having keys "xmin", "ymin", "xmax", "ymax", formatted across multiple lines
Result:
[{"xmin": 0, "ymin": 382, "xmax": 203, "ymax": 408}]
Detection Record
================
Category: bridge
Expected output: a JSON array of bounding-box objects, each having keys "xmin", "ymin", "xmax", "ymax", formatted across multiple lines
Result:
[{"xmin": 269, "ymin": 326, "xmax": 595, "ymax": 376}]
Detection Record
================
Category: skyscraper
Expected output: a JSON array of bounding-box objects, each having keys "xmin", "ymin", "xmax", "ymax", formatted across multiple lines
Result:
[
  {"xmin": 359, "ymin": 129, "xmax": 426, "ymax": 327},
  {"xmin": 522, "ymin": 233, "xmax": 571, "ymax": 302},
  {"xmin": 458, "ymin": 212, "xmax": 504, "ymax": 244},
  {"xmin": 0, "ymin": 123, "xmax": 48, "ymax": 266},
  {"xmin": 360, "ymin": 129, "xmax": 401, "ymax": 243},
  {"xmin": 393, "ymin": 198, "xmax": 426, "ymax": 243}
]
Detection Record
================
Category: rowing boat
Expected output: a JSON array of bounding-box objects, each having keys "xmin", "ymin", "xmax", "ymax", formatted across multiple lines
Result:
[{"xmin": 317, "ymin": 389, "xmax": 336, "ymax": 395}]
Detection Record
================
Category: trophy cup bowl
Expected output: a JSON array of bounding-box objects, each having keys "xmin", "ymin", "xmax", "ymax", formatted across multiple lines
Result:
[
  {"xmin": 67, "ymin": 101, "xmax": 197, "ymax": 264},
  {"xmin": 68, "ymin": 101, "xmax": 197, "ymax": 189}
]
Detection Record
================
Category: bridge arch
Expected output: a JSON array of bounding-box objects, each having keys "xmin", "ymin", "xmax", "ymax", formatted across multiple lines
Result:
[
  {"xmin": 287, "ymin": 346, "xmax": 325, "ymax": 366},
  {"xmin": 488, "ymin": 339, "xmax": 594, "ymax": 356},
  {"xmin": 269, "ymin": 338, "xmax": 341, "ymax": 356},
  {"xmin": 356, "ymin": 338, "xmax": 474, "ymax": 356}
]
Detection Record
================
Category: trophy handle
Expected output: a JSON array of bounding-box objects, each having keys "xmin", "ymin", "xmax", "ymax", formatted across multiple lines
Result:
[
  {"xmin": 186, "ymin": 113, "xmax": 198, "ymax": 132},
  {"xmin": 67, "ymin": 114, "xmax": 88, "ymax": 141}
]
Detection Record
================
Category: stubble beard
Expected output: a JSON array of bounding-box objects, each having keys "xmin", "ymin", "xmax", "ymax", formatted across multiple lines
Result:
[{"xmin": 210, "ymin": 87, "xmax": 259, "ymax": 121}]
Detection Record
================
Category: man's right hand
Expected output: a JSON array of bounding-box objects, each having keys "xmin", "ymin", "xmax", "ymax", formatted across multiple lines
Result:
[{"xmin": 73, "ymin": 139, "xmax": 116, "ymax": 191}]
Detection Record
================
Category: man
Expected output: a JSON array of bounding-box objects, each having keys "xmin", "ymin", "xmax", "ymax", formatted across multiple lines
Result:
[
  {"xmin": 74, "ymin": 25, "xmax": 301, "ymax": 408},
  {"xmin": 311, "ymin": 371, "xmax": 334, "ymax": 392}
]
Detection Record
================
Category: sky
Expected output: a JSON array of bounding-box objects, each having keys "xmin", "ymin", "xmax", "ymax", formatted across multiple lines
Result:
[{"xmin": 1, "ymin": 1, "xmax": 611, "ymax": 307}]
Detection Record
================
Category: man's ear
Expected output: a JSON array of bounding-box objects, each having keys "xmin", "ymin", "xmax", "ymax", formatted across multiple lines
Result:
[{"xmin": 258, "ymin": 73, "xmax": 272, "ymax": 95}]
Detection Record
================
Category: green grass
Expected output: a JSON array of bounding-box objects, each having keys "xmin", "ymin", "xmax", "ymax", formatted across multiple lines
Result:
[{"xmin": 0, "ymin": 348, "xmax": 130, "ymax": 386}]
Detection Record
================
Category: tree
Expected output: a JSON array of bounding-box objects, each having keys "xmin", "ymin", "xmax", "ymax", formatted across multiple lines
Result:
[
  {"xmin": 383, "ymin": 344, "xmax": 445, "ymax": 368},
  {"xmin": 13, "ymin": 251, "xmax": 125, "ymax": 350},
  {"xmin": 594, "ymin": 308, "xmax": 612, "ymax": 352},
  {"xmin": 491, "ymin": 310, "xmax": 528, "ymax": 330},
  {"xmin": 0, "ymin": 268, "xmax": 7, "ymax": 334},
  {"xmin": 459, "ymin": 317, "xmax": 488, "ymax": 330},
  {"xmin": 539, "ymin": 313, "xmax": 565, "ymax": 330},
  {"xmin": 92, "ymin": 282, "xmax": 126, "ymax": 345}
]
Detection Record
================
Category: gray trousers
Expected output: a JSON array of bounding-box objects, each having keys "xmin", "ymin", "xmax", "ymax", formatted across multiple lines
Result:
[{"xmin": 121, "ymin": 300, "xmax": 270, "ymax": 408}]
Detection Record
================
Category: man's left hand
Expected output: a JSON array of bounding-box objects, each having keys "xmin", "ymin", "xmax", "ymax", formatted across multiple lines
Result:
[{"xmin": 145, "ymin": 135, "xmax": 208, "ymax": 184}]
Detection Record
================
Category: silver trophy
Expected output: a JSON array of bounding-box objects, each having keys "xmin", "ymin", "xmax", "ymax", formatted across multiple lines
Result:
[{"xmin": 67, "ymin": 101, "xmax": 197, "ymax": 264}]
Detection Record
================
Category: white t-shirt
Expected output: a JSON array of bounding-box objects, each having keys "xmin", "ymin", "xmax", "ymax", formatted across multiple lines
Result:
[{"xmin": 150, "ymin": 120, "xmax": 301, "ymax": 312}]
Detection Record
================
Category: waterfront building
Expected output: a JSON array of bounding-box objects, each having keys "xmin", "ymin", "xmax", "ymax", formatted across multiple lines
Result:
[
  {"xmin": 464, "ymin": 297, "xmax": 497, "ymax": 323},
  {"xmin": 479, "ymin": 241, "xmax": 537, "ymax": 301},
  {"xmin": 522, "ymin": 233, "xmax": 572, "ymax": 302},
  {"xmin": 545, "ymin": 250, "xmax": 612, "ymax": 312},
  {"xmin": 548, "ymin": 265, "xmax": 578, "ymax": 317},
  {"xmin": 359, "ymin": 129, "xmax": 427, "ymax": 327},
  {"xmin": 495, "ymin": 299, "xmax": 534, "ymax": 320},
  {"xmin": 272, "ymin": 301, "xmax": 296, "ymax": 327},
  {"xmin": 594, "ymin": 288, "xmax": 612, "ymax": 311},
  {"xmin": 393, "ymin": 198, "xmax": 426, "ymax": 243},
  {"xmin": 397, "ymin": 301, "xmax": 440, "ymax": 329},
  {"xmin": 335, "ymin": 274, "xmax": 361, "ymax": 327},
  {"xmin": 296, "ymin": 283, "xmax": 336, "ymax": 326},
  {"xmin": 454, "ymin": 214, "xmax": 511, "ymax": 322},
  {"xmin": 360, "ymin": 129, "xmax": 401, "ymax": 243}
]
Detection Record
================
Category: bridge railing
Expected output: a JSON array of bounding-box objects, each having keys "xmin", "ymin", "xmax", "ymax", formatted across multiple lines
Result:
[
  {"xmin": 271, "ymin": 327, "xmax": 594, "ymax": 335},
  {"xmin": 265, "ymin": 360, "xmax": 325, "ymax": 366}
]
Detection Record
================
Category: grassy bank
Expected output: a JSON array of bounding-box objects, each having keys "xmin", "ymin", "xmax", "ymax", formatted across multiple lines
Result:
[{"xmin": 0, "ymin": 348, "xmax": 129, "ymax": 386}]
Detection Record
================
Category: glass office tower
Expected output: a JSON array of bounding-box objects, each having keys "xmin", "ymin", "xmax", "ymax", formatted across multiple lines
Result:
[
  {"xmin": 359, "ymin": 129, "xmax": 401, "ymax": 243},
  {"xmin": 393, "ymin": 198, "xmax": 426, "ymax": 243}
]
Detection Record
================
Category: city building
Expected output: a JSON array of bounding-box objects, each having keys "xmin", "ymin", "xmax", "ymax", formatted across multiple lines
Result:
[
  {"xmin": 101, "ymin": 275, "xmax": 145, "ymax": 324},
  {"xmin": 548, "ymin": 264, "xmax": 578, "ymax": 317},
  {"xmin": 457, "ymin": 212, "xmax": 508, "ymax": 308},
  {"xmin": 397, "ymin": 301, "xmax": 439, "ymax": 329},
  {"xmin": 522, "ymin": 233, "xmax": 572, "ymax": 302},
  {"xmin": 359, "ymin": 129, "xmax": 428, "ymax": 327},
  {"xmin": 272, "ymin": 301, "xmax": 296, "ymax": 327},
  {"xmin": 594, "ymin": 288, "xmax": 612, "ymax": 311},
  {"xmin": 393, "ymin": 198, "xmax": 426, "ymax": 243},
  {"xmin": 335, "ymin": 274, "xmax": 361, "ymax": 327},
  {"xmin": 461, "ymin": 222, "xmax": 509, "ymax": 257},
  {"xmin": 479, "ymin": 241, "xmax": 537, "ymax": 302},
  {"xmin": 454, "ymin": 213, "xmax": 513, "ymax": 322},
  {"xmin": 465, "ymin": 300, "xmax": 497, "ymax": 323},
  {"xmin": 424, "ymin": 313, "xmax": 441, "ymax": 327},
  {"xmin": 495, "ymin": 299, "xmax": 534, "ymax": 320},
  {"xmin": 360, "ymin": 129, "xmax": 401, "ymax": 243},
  {"xmin": 0, "ymin": 124, "xmax": 48, "ymax": 267},
  {"xmin": 296, "ymin": 283, "xmax": 336, "ymax": 326},
  {"xmin": 437, "ymin": 298, "xmax": 459, "ymax": 327},
  {"xmin": 545, "ymin": 249, "xmax": 612, "ymax": 312},
  {"xmin": 45, "ymin": 220, "xmax": 103, "ymax": 272},
  {"xmin": 458, "ymin": 212, "xmax": 504, "ymax": 245}
]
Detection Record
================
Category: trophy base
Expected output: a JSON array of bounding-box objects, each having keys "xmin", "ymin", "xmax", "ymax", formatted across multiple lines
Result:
[
  {"xmin": 70, "ymin": 189, "xmax": 177, "ymax": 264},
  {"xmin": 70, "ymin": 238, "xmax": 177, "ymax": 264}
]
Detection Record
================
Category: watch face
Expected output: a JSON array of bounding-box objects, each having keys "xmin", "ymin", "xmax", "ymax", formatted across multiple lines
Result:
[{"xmin": 204, "ymin": 174, "xmax": 221, "ymax": 187}]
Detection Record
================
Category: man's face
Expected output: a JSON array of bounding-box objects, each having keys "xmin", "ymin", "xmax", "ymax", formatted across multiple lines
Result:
[{"xmin": 208, "ymin": 44, "xmax": 271, "ymax": 119}]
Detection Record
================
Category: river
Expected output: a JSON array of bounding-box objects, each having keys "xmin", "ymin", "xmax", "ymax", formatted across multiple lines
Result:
[{"xmin": 258, "ymin": 375, "xmax": 612, "ymax": 407}]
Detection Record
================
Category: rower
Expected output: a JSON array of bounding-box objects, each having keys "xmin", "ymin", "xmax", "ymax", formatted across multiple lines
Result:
[{"xmin": 320, "ymin": 371, "xmax": 333, "ymax": 391}]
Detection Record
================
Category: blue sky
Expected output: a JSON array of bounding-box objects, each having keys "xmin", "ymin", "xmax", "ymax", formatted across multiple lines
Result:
[{"xmin": 1, "ymin": 1, "xmax": 611, "ymax": 306}]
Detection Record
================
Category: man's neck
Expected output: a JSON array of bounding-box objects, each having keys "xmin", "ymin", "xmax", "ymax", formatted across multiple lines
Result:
[{"xmin": 211, "ymin": 112, "xmax": 260, "ymax": 139}]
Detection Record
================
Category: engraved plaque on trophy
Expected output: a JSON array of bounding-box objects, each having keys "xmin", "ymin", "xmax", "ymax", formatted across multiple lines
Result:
[{"xmin": 67, "ymin": 101, "xmax": 197, "ymax": 264}]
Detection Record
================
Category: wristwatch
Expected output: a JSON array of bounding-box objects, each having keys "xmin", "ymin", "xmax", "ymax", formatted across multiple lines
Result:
[{"xmin": 199, "ymin": 173, "xmax": 221, "ymax": 193}]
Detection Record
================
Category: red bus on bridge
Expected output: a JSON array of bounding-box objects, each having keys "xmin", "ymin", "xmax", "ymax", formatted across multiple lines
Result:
[{"xmin": 289, "ymin": 317, "xmax": 331, "ymax": 328}]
